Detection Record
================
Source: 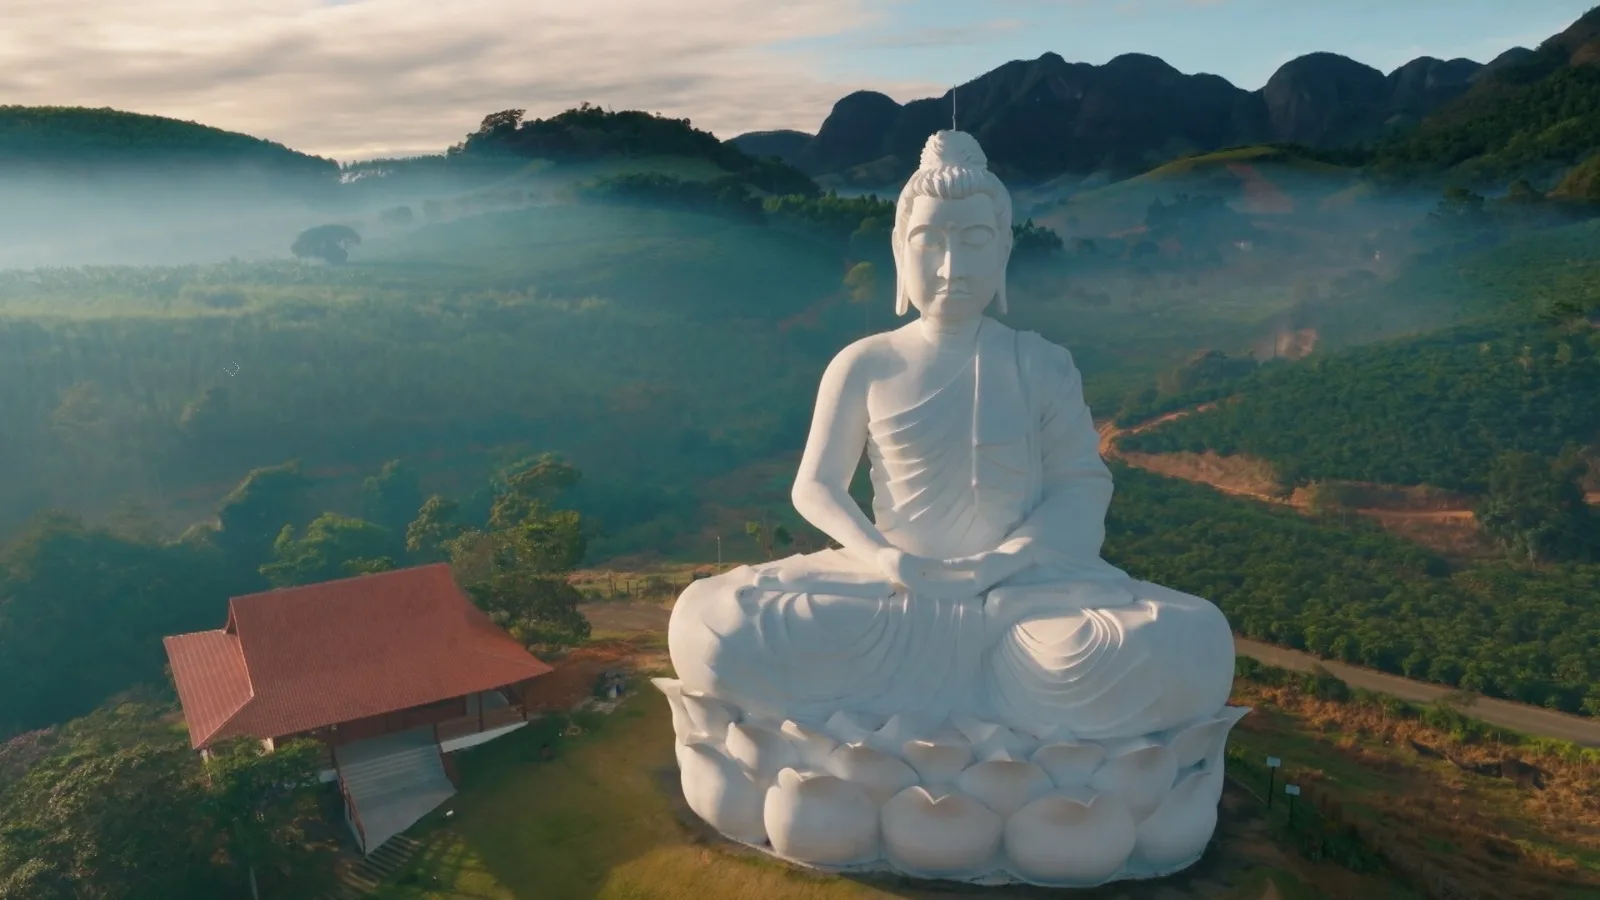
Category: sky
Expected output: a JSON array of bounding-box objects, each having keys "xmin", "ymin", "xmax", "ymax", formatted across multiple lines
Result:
[{"xmin": 0, "ymin": 0, "xmax": 1593, "ymax": 161}]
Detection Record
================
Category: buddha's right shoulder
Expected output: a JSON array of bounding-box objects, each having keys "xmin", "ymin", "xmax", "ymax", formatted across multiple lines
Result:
[{"xmin": 825, "ymin": 332, "xmax": 897, "ymax": 373}]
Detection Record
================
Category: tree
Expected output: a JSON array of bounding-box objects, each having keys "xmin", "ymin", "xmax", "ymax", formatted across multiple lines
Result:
[
  {"xmin": 201, "ymin": 738, "xmax": 330, "ymax": 900},
  {"xmin": 214, "ymin": 461, "xmax": 313, "ymax": 566},
  {"xmin": 259, "ymin": 513, "xmax": 397, "ymax": 588},
  {"xmin": 1476, "ymin": 450, "xmax": 1597, "ymax": 563},
  {"xmin": 289, "ymin": 224, "xmax": 361, "ymax": 265},
  {"xmin": 476, "ymin": 109, "xmax": 526, "ymax": 137},
  {"xmin": 0, "ymin": 743, "xmax": 224, "ymax": 899},
  {"xmin": 1425, "ymin": 187, "xmax": 1493, "ymax": 236},
  {"xmin": 1011, "ymin": 218, "xmax": 1065, "ymax": 262},
  {"xmin": 440, "ymin": 457, "xmax": 590, "ymax": 650},
  {"xmin": 843, "ymin": 261, "xmax": 877, "ymax": 334},
  {"xmin": 360, "ymin": 459, "xmax": 423, "ymax": 534},
  {"xmin": 406, "ymin": 495, "xmax": 464, "ymax": 562}
]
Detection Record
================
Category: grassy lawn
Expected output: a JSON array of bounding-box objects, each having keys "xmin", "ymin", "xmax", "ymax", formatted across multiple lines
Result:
[{"xmin": 374, "ymin": 696, "xmax": 908, "ymax": 900}]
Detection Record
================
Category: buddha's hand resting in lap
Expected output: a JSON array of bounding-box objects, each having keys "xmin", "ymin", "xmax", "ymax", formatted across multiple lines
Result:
[{"xmin": 875, "ymin": 545, "xmax": 1033, "ymax": 600}]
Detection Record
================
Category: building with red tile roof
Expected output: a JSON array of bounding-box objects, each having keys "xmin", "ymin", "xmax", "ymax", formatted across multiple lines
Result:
[{"xmin": 164, "ymin": 563, "xmax": 553, "ymax": 751}]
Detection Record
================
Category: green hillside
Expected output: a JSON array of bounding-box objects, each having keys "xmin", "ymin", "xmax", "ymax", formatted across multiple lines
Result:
[
  {"xmin": 1121, "ymin": 320, "xmax": 1600, "ymax": 493},
  {"xmin": 0, "ymin": 105, "xmax": 336, "ymax": 182},
  {"xmin": 1371, "ymin": 7, "xmax": 1600, "ymax": 182}
]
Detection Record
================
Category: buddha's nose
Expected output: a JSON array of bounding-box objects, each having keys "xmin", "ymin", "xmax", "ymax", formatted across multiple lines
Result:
[{"xmin": 938, "ymin": 244, "xmax": 965, "ymax": 279}]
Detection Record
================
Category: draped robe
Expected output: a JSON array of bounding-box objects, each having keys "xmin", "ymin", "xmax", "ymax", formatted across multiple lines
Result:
[{"xmin": 668, "ymin": 319, "xmax": 1234, "ymax": 740}]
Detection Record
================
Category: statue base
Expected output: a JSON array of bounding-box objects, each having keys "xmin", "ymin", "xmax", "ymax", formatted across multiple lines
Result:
[{"xmin": 654, "ymin": 678, "xmax": 1249, "ymax": 888}]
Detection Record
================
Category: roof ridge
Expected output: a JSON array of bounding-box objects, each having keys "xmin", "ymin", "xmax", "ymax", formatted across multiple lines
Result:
[{"xmin": 229, "ymin": 561, "xmax": 453, "ymax": 605}]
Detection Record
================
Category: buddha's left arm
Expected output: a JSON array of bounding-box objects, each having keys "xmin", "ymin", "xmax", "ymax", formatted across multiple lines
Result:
[{"xmin": 998, "ymin": 343, "xmax": 1114, "ymax": 568}]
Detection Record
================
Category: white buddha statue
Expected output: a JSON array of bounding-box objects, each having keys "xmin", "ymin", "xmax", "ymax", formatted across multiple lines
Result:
[{"xmin": 656, "ymin": 131, "xmax": 1245, "ymax": 887}]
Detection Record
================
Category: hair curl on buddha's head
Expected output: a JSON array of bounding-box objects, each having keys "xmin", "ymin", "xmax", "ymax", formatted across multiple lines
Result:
[{"xmin": 892, "ymin": 130, "xmax": 1014, "ymax": 316}]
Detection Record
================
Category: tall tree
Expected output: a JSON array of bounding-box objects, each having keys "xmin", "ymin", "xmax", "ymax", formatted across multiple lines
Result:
[
  {"xmin": 444, "ymin": 456, "xmax": 589, "ymax": 649},
  {"xmin": 201, "ymin": 738, "xmax": 332, "ymax": 900}
]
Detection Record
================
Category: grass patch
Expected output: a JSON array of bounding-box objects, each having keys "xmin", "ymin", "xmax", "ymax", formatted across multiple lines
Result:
[{"xmin": 373, "ymin": 697, "xmax": 896, "ymax": 900}]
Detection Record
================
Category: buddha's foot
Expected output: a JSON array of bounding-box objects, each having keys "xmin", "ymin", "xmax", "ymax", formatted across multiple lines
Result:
[{"xmin": 653, "ymin": 678, "xmax": 1249, "ymax": 887}]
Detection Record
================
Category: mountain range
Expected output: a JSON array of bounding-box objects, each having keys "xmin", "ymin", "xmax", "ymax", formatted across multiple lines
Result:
[{"xmin": 734, "ymin": 6, "xmax": 1600, "ymax": 185}]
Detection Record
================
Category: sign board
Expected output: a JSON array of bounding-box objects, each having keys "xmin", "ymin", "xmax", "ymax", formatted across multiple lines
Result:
[
  {"xmin": 1284, "ymin": 784, "xmax": 1301, "ymax": 796},
  {"xmin": 1266, "ymin": 756, "xmax": 1281, "ymax": 768}
]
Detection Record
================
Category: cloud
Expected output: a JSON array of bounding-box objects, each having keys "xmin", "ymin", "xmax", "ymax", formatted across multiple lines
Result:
[
  {"xmin": 0, "ymin": 0, "xmax": 946, "ymax": 160},
  {"xmin": 866, "ymin": 18, "xmax": 1025, "ymax": 49}
]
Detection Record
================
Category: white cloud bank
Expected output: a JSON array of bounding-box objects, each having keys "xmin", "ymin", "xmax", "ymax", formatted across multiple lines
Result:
[{"xmin": 0, "ymin": 0, "xmax": 946, "ymax": 160}]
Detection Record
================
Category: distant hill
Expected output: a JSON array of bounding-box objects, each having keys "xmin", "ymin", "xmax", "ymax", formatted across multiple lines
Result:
[
  {"xmin": 734, "ymin": 5, "xmax": 1600, "ymax": 187},
  {"xmin": 355, "ymin": 105, "xmax": 819, "ymax": 200},
  {"xmin": 0, "ymin": 105, "xmax": 338, "ymax": 187},
  {"xmin": 732, "ymin": 51, "xmax": 1481, "ymax": 184},
  {"xmin": 1369, "ymin": 6, "xmax": 1600, "ymax": 183},
  {"xmin": 727, "ymin": 129, "xmax": 812, "ymax": 163}
]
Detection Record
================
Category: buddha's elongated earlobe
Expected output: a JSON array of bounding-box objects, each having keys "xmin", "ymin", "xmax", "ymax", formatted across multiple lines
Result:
[
  {"xmin": 995, "ymin": 282, "xmax": 1007, "ymax": 315},
  {"xmin": 894, "ymin": 245, "xmax": 910, "ymax": 316}
]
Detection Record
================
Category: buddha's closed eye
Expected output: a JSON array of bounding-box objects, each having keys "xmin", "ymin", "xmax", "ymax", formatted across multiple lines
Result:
[{"xmin": 910, "ymin": 226, "xmax": 994, "ymax": 249}]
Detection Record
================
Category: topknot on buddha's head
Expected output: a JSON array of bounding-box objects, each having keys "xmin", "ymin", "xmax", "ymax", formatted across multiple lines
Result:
[{"xmin": 918, "ymin": 130, "xmax": 989, "ymax": 172}]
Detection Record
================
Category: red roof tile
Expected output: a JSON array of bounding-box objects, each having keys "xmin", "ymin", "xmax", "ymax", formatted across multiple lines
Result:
[{"xmin": 163, "ymin": 563, "xmax": 553, "ymax": 749}]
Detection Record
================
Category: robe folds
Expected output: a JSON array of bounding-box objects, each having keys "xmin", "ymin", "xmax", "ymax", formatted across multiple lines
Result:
[{"xmin": 668, "ymin": 319, "xmax": 1234, "ymax": 740}]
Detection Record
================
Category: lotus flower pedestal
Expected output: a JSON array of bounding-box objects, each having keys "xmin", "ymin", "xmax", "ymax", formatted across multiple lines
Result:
[{"xmin": 656, "ymin": 678, "xmax": 1249, "ymax": 888}]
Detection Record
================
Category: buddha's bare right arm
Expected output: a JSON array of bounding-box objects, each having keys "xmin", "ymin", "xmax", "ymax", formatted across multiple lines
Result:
[{"xmin": 791, "ymin": 345, "xmax": 893, "ymax": 567}]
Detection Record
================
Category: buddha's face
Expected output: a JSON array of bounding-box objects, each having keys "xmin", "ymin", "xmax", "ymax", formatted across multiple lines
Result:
[{"xmin": 901, "ymin": 193, "xmax": 1006, "ymax": 322}]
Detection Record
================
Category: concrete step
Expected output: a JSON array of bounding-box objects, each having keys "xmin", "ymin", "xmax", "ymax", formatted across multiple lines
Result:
[{"xmin": 324, "ymin": 833, "xmax": 429, "ymax": 898}]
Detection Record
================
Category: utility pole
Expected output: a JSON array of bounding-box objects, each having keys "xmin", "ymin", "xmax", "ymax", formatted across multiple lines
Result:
[{"xmin": 716, "ymin": 535, "xmax": 722, "ymax": 566}]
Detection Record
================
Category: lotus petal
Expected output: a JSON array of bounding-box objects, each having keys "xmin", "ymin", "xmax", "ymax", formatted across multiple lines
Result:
[
  {"xmin": 1005, "ymin": 791, "xmax": 1137, "ymax": 885},
  {"xmin": 880, "ymin": 786, "xmax": 1002, "ymax": 878},
  {"xmin": 676, "ymin": 742, "xmax": 767, "ymax": 844},
  {"xmin": 954, "ymin": 760, "xmax": 1054, "ymax": 817},
  {"xmin": 825, "ymin": 742, "xmax": 918, "ymax": 805},
  {"xmin": 779, "ymin": 720, "xmax": 838, "ymax": 769},
  {"xmin": 763, "ymin": 768, "xmax": 880, "ymax": 866},
  {"xmin": 1171, "ymin": 705, "xmax": 1250, "ymax": 770},
  {"xmin": 1133, "ymin": 766, "xmax": 1224, "ymax": 872},
  {"xmin": 823, "ymin": 710, "xmax": 885, "ymax": 745},
  {"xmin": 950, "ymin": 716, "xmax": 1036, "ymax": 760},
  {"xmin": 726, "ymin": 722, "xmax": 798, "ymax": 780},
  {"xmin": 900, "ymin": 737, "xmax": 973, "ymax": 784},
  {"xmin": 1028, "ymin": 722, "xmax": 1079, "ymax": 743},
  {"xmin": 1031, "ymin": 741, "xmax": 1107, "ymax": 787},
  {"xmin": 867, "ymin": 713, "xmax": 931, "ymax": 752},
  {"xmin": 652, "ymin": 678, "xmax": 700, "ymax": 744},
  {"xmin": 680, "ymin": 691, "xmax": 739, "ymax": 740},
  {"xmin": 1088, "ymin": 739, "xmax": 1178, "ymax": 822}
]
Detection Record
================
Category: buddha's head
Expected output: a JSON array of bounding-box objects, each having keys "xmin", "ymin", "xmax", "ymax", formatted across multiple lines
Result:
[{"xmin": 891, "ymin": 130, "xmax": 1014, "ymax": 321}]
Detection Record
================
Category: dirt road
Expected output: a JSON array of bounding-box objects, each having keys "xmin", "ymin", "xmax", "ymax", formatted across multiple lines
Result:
[
  {"xmin": 1235, "ymin": 637, "xmax": 1600, "ymax": 748},
  {"xmin": 580, "ymin": 601, "xmax": 1600, "ymax": 748}
]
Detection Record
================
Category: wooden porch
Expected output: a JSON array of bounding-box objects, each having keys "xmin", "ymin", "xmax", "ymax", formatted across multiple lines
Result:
[{"xmin": 297, "ymin": 680, "xmax": 538, "ymax": 770}]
